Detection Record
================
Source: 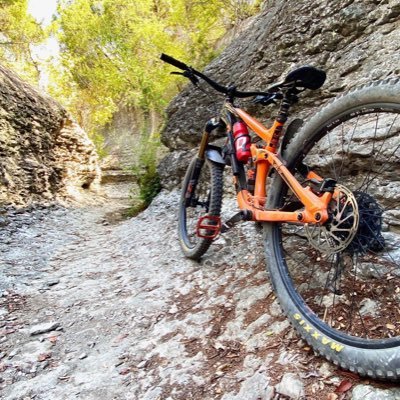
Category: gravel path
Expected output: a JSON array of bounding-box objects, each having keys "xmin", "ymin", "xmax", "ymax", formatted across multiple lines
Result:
[{"xmin": 1, "ymin": 190, "xmax": 400, "ymax": 400}]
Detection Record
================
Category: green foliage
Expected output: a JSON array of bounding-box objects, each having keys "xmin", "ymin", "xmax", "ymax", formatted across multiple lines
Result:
[
  {"xmin": 50, "ymin": 0, "xmax": 262, "ymax": 210},
  {"xmin": 52, "ymin": 0, "xmax": 262, "ymax": 135},
  {"xmin": 0, "ymin": 0, "xmax": 262, "ymax": 212},
  {"xmin": 0, "ymin": 0, "xmax": 44, "ymax": 82},
  {"xmin": 91, "ymin": 130, "xmax": 108, "ymax": 159},
  {"xmin": 221, "ymin": 0, "xmax": 263, "ymax": 24},
  {"xmin": 129, "ymin": 133, "xmax": 162, "ymax": 215}
]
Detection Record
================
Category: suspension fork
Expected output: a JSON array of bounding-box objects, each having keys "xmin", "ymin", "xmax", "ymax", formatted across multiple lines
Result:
[{"xmin": 184, "ymin": 118, "xmax": 222, "ymax": 206}]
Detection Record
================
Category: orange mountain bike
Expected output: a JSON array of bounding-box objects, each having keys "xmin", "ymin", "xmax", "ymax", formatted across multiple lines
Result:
[{"xmin": 161, "ymin": 53, "xmax": 400, "ymax": 380}]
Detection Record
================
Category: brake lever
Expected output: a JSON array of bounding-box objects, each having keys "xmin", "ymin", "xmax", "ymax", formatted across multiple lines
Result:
[{"xmin": 170, "ymin": 70, "xmax": 199, "ymax": 85}]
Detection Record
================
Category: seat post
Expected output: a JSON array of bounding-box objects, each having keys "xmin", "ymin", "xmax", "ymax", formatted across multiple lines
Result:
[
  {"xmin": 268, "ymin": 90, "xmax": 298, "ymax": 149},
  {"xmin": 277, "ymin": 90, "xmax": 298, "ymax": 124}
]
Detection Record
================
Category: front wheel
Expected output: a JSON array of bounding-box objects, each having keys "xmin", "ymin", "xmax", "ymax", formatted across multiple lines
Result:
[
  {"xmin": 265, "ymin": 78, "xmax": 400, "ymax": 379},
  {"xmin": 178, "ymin": 157, "xmax": 223, "ymax": 260}
]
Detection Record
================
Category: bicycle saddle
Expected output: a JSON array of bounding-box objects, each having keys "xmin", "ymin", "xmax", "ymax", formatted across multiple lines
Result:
[{"xmin": 284, "ymin": 66, "xmax": 326, "ymax": 90}]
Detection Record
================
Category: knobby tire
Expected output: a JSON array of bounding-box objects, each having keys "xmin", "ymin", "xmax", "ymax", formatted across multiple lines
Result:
[
  {"xmin": 178, "ymin": 157, "xmax": 223, "ymax": 260},
  {"xmin": 264, "ymin": 78, "xmax": 400, "ymax": 379}
]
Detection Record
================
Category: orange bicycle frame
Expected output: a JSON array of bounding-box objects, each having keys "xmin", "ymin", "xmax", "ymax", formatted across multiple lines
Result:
[{"xmin": 227, "ymin": 105, "xmax": 332, "ymax": 225}]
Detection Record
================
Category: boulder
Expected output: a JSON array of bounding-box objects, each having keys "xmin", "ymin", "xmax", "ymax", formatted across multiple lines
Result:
[
  {"xmin": 0, "ymin": 65, "xmax": 100, "ymax": 206},
  {"xmin": 160, "ymin": 0, "xmax": 400, "ymax": 188}
]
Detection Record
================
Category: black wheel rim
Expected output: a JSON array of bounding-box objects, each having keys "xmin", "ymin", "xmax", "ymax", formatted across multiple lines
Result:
[{"xmin": 276, "ymin": 103, "xmax": 400, "ymax": 346}]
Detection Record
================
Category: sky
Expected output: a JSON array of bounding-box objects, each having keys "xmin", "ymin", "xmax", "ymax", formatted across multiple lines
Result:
[
  {"xmin": 28, "ymin": 0, "xmax": 58, "ymax": 27},
  {"xmin": 27, "ymin": 0, "xmax": 59, "ymax": 88}
]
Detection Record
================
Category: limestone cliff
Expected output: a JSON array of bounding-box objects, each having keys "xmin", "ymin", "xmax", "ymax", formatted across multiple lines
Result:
[
  {"xmin": 0, "ymin": 65, "xmax": 100, "ymax": 206},
  {"xmin": 160, "ymin": 0, "xmax": 400, "ymax": 188}
]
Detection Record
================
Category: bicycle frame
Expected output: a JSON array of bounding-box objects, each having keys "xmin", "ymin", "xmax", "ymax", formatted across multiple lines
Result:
[
  {"xmin": 160, "ymin": 52, "xmax": 332, "ymax": 226},
  {"xmin": 223, "ymin": 103, "xmax": 332, "ymax": 225}
]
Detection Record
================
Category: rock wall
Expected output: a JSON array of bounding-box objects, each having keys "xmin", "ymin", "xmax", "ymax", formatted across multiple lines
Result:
[
  {"xmin": 0, "ymin": 65, "xmax": 100, "ymax": 206},
  {"xmin": 160, "ymin": 0, "xmax": 400, "ymax": 188}
]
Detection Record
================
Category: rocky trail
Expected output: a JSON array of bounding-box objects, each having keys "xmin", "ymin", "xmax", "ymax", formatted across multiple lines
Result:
[{"xmin": 1, "ymin": 188, "xmax": 400, "ymax": 400}]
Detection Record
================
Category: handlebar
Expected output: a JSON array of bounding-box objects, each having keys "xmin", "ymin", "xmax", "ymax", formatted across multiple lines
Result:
[
  {"xmin": 160, "ymin": 53, "xmax": 190, "ymax": 71},
  {"xmin": 160, "ymin": 53, "xmax": 271, "ymax": 99}
]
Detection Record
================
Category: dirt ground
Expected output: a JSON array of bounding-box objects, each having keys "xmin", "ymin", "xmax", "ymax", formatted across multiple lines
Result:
[{"xmin": 1, "ymin": 189, "xmax": 400, "ymax": 400}]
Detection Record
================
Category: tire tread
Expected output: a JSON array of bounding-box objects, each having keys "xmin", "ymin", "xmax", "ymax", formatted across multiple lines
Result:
[
  {"xmin": 265, "ymin": 77, "xmax": 400, "ymax": 380},
  {"xmin": 178, "ymin": 158, "xmax": 223, "ymax": 260}
]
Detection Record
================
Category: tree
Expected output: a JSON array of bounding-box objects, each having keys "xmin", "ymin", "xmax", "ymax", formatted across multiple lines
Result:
[
  {"xmin": 0, "ymin": 0, "xmax": 45, "ymax": 82},
  {"xmin": 50, "ymin": 0, "xmax": 261, "ymax": 208},
  {"xmin": 52, "ymin": 0, "xmax": 261, "ymax": 135}
]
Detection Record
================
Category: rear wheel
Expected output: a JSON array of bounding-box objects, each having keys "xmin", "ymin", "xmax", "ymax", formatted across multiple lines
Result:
[
  {"xmin": 264, "ymin": 78, "xmax": 400, "ymax": 379},
  {"xmin": 178, "ymin": 157, "xmax": 223, "ymax": 260}
]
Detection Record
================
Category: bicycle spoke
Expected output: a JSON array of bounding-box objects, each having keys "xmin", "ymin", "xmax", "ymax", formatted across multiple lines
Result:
[
  {"xmin": 359, "ymin": 114, "xmax": 399, "ymax": 191},
  {"xmin": 358, "ymin": 113, "xmax": 379, "ymax": 189},
  {"xmin": 338, "ymin": 115, "xmax": 360, "ymax": 179},
  {"xmin": 278, "ymin": 107, "xmax": 400, "ymax": 340},
  {"xmin": 360, "ymin": 149, "xmax": 400, "ymax": 192},
  {"xmin": 326, "ymin": 129, "xmax": 339, "ymax": 181}
]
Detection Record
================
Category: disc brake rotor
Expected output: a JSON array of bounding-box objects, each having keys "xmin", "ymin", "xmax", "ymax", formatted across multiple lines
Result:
[{"xmin": 304, "ymin": 184, "xmax": 359, "ymax": 255}]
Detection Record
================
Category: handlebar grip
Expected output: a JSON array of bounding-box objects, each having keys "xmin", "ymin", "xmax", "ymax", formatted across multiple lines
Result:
[{"xmin": 160, "ymin": 53, "xmax": 189, "ymax": 71}]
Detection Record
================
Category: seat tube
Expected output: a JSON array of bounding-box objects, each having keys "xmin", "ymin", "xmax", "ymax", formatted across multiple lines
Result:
[{"xmin": 255, "ymin": 160, "xmax": 268, "ymax": 199}]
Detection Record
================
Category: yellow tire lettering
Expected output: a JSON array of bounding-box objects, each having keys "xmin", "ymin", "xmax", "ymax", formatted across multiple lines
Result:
[
  {"xmin": 312, "ymin": 331, "xmax": 320, "ymax": 340},
  {"xmin": 330, "ymin": 342, "xmax": 344, "ymax": 352},
  {"xmin": 292, "ymin": 313, "xmax": 345, "ymax": 352},
  {"xmin": 304, "ymin": 324, "xmax": 312, "ymax": 332},
  {"xmin": 321, "ymin": 337, "xmax": 331, "ymax": 345}
]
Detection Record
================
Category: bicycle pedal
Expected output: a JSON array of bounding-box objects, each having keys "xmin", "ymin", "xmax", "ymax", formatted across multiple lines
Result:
[{"xmin": 196, "ymin": 215, "xmax": 221, "ymax": 239}]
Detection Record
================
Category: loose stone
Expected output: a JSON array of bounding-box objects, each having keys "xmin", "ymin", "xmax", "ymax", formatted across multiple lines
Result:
[
  {"xmin": 29, "ymin": 322, "xmax": 61, "ymax": 336},
  {"xmin": 275, "ymin": 373, "xmax": 305, "ymax": 399}
]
